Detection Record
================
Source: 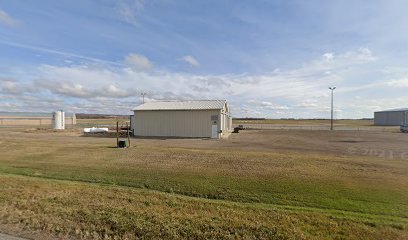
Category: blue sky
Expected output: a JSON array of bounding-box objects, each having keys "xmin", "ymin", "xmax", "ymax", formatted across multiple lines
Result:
[{"xmin": 1, "ymin": 0, "xmax": 408, "ymax": 118}]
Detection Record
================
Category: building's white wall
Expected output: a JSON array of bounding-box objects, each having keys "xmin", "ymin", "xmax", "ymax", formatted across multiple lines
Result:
[
  {"xmin": 219, "ymin": 103, "xmax": 232, "ymax": 134},
  {"xmin": 134, "ymin": 110, "xmax": 221, "ymax": 138}
]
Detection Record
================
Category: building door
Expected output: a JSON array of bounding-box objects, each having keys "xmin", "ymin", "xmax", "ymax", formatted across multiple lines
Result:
[
  {"xmin": 211, "ymin": 115, "xmax": 219, "ymax": 139},
  {"xmin": 211, "ymin": 122, "xmax": 218, "ymax": 138}
]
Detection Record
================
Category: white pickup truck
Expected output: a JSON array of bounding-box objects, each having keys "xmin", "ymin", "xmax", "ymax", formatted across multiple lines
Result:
[{"xmin": 400, "ymin": 124, "xmax": 408, "ymax": 133}]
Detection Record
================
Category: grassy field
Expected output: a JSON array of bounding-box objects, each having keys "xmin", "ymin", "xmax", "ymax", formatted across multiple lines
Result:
[
  {"xmin": 76, "ymin": 117, "xmax": 129, "ymax": 127},
  {"xmin": 0, "ymin": 127, "xmax": 407, "ymax": 239},
  {"xmin": 233, "ymin": 119, "xmax": 374, "ymax": 126},
  {"xmin": 77, "ymin": 118, "xmax": 374, "ymax": 127}
]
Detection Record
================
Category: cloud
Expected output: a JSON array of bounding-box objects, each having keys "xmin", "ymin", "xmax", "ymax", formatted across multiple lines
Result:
[
  {"xmin": 248, "ymin": 100, "xmax": 290, "ymax": 110},
  {"xmin": 379, "ymin": 67, "xmax": 408, "ymax": 88},
  {"xmin": 179, "ymin": 55, "xmax": 200, "ymax": 67},
  {"xmin": 124, "ymin": 53, "xmax": 153, "ymax": 71},
  {"xmin": 322, "ymin": 52, "xmax": 334, "ymax": 62},
  {"xmin": 0, "ymin": 9, "xmax": 18, "ymax": 27},
  {"xmin": 344, "ymin": 47, "xmax": 376, "ymax": 62},
  {"xmin": 0, "ymin": 40, "xmax": 122, "ymax": 66},
  {"xmin": 0, "ymin": 78, "xmax": 35, "ymax": 94},
  {"xmin": 386, "ymin": 78, "xmax": 408, "ymax": 87},
  {"xmin": 0, "ymin": 47, "xmax": 388, "ymax": 117},
  {"xmin": 295, "ymin": 101, "xmax": 318, "ymax": 108},
  {"xmin": 35, "ymin": 79, "xmax": 92, "ymax": 98},
  {"xmin": 187, "ymin": 76, "xmax": 231, "ymax": 93},
  {"xmin": 0, "ymin": 80, "xmax": 18, "ymax": 93},
  {"xmin": 117, "ymin": 0, "xmax": 144, "ymax": 26}
]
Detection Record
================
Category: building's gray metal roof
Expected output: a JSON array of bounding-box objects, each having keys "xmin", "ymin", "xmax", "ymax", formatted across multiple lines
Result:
[
  {"xmin": 375, "ymin": 108, "xmax": 408, "ymax": 113},
  {"xmin": 133, "ymin": 100, "xmax": 227, "ymax": 111}
]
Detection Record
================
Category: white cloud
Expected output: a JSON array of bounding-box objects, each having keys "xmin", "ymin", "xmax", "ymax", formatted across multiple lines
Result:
[
  {"xmin": 248, "ymin": 100, "xmax": 290, "ymax": 110},
  {"xmin": 0, "ymin": 9, "xmax": 18, "ymax": 27},
  {"xmin": 0, "ymin": 40, "xmax": 121, "ymax": 66},
  {"xmin": 0, "ymin": 47, "xmax": 389, "ymax": 117},
  {"xmin": 322, "ymin": 52, "xmax": 334, "ymax": 61},
  {"xmin": 378, "ymin": 67, "xmax": 408, "ymax": 88},
  {"xmin": 0, "ymin": 79, "xmax": 35, "ymax": 94},
  {"xmin": 344, "ymin": 47, "xmax": 376, "ymax": 62},
  {"xmin": 124, "ymin": 53, "xmax": 153, "ymax": 71},
  {"xmin": 1, "ymin": 80, "xmax": 17, "ymax": 92},
  {"xmin": 386, "ymin": 78, "xmax": 408, "ymax": 87},
  {"xmin": 179, "ymin": 55, "xmax": 200, "ymax": 67},
  {"xmin": 295, "ymin": 102, "xmax": 318, "ymax": 108},
  {"xmin": 40, "ymin": 81, "xmax": 88, "ymax": 98},
  {"xmin": 117, "ymin": 0, "xmax": 144, "ymax": 26}
]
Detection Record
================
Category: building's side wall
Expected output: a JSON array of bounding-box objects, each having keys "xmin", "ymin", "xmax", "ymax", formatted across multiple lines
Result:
[
  {"xmin": 129, "ymin": 115, "xmax": 135, "ymax": 135},
  {"xmin": 374, "ymin": 111, "xmax": 406, "ymax": 126},
  {"xmin": 374, "ymin": 112, "xmax": 386, "ymax": 125},
  {"xmin": 134, "ymin": 110, "xmax": 220, "ymax": 138},
  {"xmin": 219, "ymin": 104, "xmax": 232, "ymax": 134}
]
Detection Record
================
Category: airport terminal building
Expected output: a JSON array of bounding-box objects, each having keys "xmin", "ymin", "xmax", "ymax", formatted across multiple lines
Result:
[
  {"xmin": 132, "ymin": 100, "xmax": 232, "ymax": 138},
  {"xmin": 374, "ymin": 108, "xmax": 408, "ymax": 126}
]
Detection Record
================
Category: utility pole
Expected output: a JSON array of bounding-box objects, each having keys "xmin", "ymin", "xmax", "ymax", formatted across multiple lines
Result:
[
  {"xmin": 329, "ymin": 86, "xmax": 336, "ymax": 131},
  {"xmin": 141, "ymin": 92, "xmax": 147, "ymax": 104}
]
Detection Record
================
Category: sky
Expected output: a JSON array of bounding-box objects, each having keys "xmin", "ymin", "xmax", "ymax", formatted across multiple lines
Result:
[{"xmin": 1, "ymin": 0, "xmax": 408, "ymax": 118}]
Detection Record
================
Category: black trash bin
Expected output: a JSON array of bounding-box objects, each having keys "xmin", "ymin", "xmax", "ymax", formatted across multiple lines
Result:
[{"xmin": 118, "ymin": 140, "xmax": 127, "ymax": 148}]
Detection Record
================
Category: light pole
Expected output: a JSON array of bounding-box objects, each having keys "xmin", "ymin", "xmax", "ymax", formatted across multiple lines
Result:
[
  {"xmin": 141, "ymin": 92, "xmax": 147, "ymax": 104},
  {"xmin": 329, "ymin": 86, "xmax": 336, "ymax": 130}
]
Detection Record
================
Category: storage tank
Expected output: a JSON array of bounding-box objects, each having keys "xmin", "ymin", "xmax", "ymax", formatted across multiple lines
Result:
[
  {"xmin": 52, "ymin": 110, "xmax": 65, "ymax": 130},
  {"xmin": 72, "ymin": 113, "xmax": 77, "ymax": 125}
]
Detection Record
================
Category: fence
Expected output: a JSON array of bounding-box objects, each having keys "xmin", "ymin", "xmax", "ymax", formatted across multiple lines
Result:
[
  {"xmin": 234, "ymin": 124, "xmax": 399, "ymax": 132},
  {"xmin": 0, "ymin": 116, "xmax": 76, "ymax": 126}
]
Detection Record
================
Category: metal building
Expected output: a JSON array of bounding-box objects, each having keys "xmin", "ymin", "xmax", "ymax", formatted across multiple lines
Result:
[
  {"xmin": 132, "ymin": 100, "xmax": 232, "ymax": 138},
  {"xmin": 374, "ymin": 108, "xmax": 408, "ymax": 126}
]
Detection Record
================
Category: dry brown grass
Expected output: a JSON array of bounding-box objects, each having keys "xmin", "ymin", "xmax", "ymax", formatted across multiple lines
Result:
[
  {"xmin": 1, "ymin": 174, "xmax": 407, "ymax": 240},
  {"xmin": 0, "ymin": 127, "xmax": 407, "ymax": 239},
  {"xmin": 76, "ymin": 118, "xmax": 129, "ymax": 127},
  {"xmin": 233, "ymin": 119, "xmax": 374, "ymax": 126}
]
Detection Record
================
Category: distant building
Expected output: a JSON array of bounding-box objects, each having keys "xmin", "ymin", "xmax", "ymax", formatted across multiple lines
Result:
[
  {"xmin": 374, "ymin": 108, "xmax": 408, "ymax": 126},
  {"xmin": 132, "ymin": 100, "xmax": 232, "ymax": 138}
]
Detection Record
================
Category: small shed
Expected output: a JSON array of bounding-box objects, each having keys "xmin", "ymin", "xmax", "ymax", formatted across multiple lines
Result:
[
  {"xmin": 374, "ymin": 108, "xmax": 408, "ymax": 126},
  {"xmin": 132, "ymin": 100, "xmax": 232, "ymax": 138}
]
